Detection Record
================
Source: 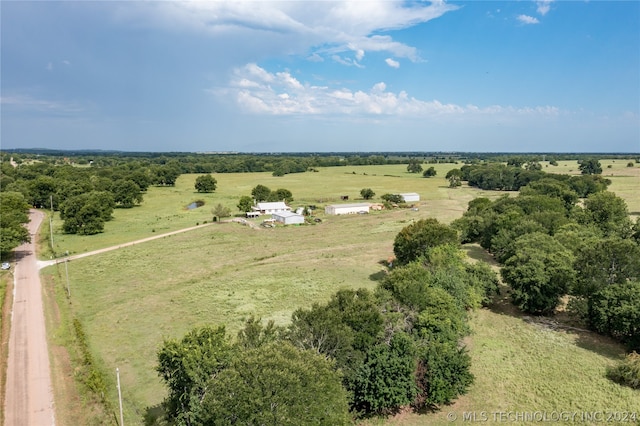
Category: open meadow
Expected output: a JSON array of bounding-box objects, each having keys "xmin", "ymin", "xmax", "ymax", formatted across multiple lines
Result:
[{"xmin": 40, "ymin": 161, "xmax": 640, "ymax": 425}]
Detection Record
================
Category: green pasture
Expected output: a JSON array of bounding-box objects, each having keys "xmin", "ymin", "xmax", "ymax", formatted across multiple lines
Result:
[
  {"xmin": 542, "ymin": 159, "xmax": 640, "ymax": 219},
  {"xmin": 40, "ymin": 162, "xmax": 640, "ymax": 425},
  {"xmin": 46, "ymin": 163, "xmax": 490, "ymax": 256}
]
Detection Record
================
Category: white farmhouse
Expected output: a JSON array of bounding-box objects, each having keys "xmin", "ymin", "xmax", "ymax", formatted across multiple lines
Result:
[
  {"xmin": 252, "ymin": 201, "xmax": 291, "ymax": 215},
  {"xmin": 399, "ymin": 193, "xmax": 420, "ymax": 203},
  {"xmin": 324, "ymin": 203, "xmax": 371, "ymax": 215},
  {"xmin": 272, "ymin": 211, "xmax": 305, "ymax": 225}
]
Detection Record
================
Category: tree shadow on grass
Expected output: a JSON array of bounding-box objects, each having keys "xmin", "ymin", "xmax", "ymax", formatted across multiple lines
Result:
[
  {"xmin": 464, "ymin": 244, "xmax": 627, "ymax": 361},
  {"xmin": 369, "ymin": 270, "xmax": 387, "ymax": 282},
  {"xmin": 144, "ymin": 403, "xmax": 165, "ymax": 426}
]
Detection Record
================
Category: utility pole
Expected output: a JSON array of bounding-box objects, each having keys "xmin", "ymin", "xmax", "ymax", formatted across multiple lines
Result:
[
  {"xmin": 116, "ymin": 368, "xmax": 124, "ymax": 426},
  {"xmin": 64, "ymin": 253, "xmax": 70, "ymax": 297},
  {"xmin": 49, "ymin": 195, "xmax": 54, "ymax": 250}
]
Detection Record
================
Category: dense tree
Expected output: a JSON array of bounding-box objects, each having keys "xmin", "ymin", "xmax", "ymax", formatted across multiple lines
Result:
[
  {"xmin": 352, "ymin": 333, "xmax": 417, "ymax": 414},
  {"xmin": 251, "ymin": 184, "xmax": 271, "ymax": 202},
  {"xmin": 393, "ymin": 218, "xmax": 459, "ymax": 265},
  {"xmin": 127, "ymin": 170, "xmax": 152, "ymax": 192},
  {"xmin": 381, "ymin": 193, "xmax": 403, "ymax": 204},
  {"xmin": 60, "ymin": 191, "xmax": 114, "ymax": 235},
  {"xmin": 445, "ymin": 169, "xmax": 462, "ymax": 188},
  {"xmin": 407, "ymin": 159, "xmax": 423, "ymax": 174},
  {"xmin": 520, "ymin": 178, "xmax": 578, "ymax": 211},
  {"xmin": 199, "ymin": 342, "xmax": 351, "ymax": 425},
  {"xmin": 588, "ymin": 281, "xmax": 640, "ymax": 351},
  {"xmin": 152, "ymin": 164, "xmax": 181, "ymax": 186},
  {"xmin": 573, "ymin": 237, "xmax": 640, "ymax": 297},
  {"xmin": 156, "ymin": 326, "xmax": 232, "ymax": 425},
  {"xmin": 422, "ymin": 167, "xmax": 437, "ymax": 178},
  {"xmin": 415, "ymin": 340, "xmax": 473, "ymax": 408},
  {"xmin": 525, "ymin": 161, "xmax": 542, "ymax": 171},
  {"xmin": 270, "ymin": 188, "xmax": 294, "ymax": 203},
  {"xmin": 578, "ymin": 191, "xmax": 633, "ymax": 238},
  {"xmin": 28, "ymin": 175, "xmax": 57, "ymax": 209},
  {"xmin": 0, "ymin": 192, "xmax": 31, "ymax": 256},
  {"xmin": 360, "ymin": 188, "xmax": 375, "ymax": 200},
  {"xmin": 501, "ymin": 233, "xmax": 576, "ymax": 314},
  {"xmin": 194, "ymin": 174, "xmax": 217, "ymax": 193},
  {"xmin": 237, "ymin": 195, "xmax": 254, "ymax": 212},
  {"xmin": 110, "ymin": 179, "xmax": 143, "ymax": 208},
  {"xmin": 579, "ymin": 158, "xmax": 602, "ymax": 175}
]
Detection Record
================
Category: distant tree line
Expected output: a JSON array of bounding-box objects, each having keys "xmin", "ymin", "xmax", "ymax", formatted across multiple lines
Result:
[
  {"xmin": 155, "ymin": 219, "xmax": 499, "ymax": 424},
  {"xmin": 446, "ymin": 162, "xmax": 612, "ymax": 194}
]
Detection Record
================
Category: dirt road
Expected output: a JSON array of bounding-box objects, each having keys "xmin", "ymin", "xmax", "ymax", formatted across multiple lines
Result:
[
  {"xmin": 38, "ymin": 218, "xmax": 257, "ymax": 269},
  {"xmin": 4, "ymin": 210, "xmax": 55, "ymax": 425}
]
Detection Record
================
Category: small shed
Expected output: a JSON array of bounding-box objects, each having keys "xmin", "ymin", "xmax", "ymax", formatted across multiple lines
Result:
[
  {"xmin": 272, "ymin": 211, "xmax": 305, "ymax": 225},
  {"xmin": 324, "ymin": 203, "xmax": 371, "ymax": 215},
  {"xmin": 400, "ymin": 193, "xmax": 420, "ymax": 203},
  {"xmin": 246, "ymin": 211, "xmax": 261, "ymax": 218}
]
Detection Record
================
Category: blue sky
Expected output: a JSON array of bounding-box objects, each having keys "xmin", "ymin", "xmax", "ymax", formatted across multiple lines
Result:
[{"xmin": 1, "ymin": 1, "xmax": 639, "ymax": 153}]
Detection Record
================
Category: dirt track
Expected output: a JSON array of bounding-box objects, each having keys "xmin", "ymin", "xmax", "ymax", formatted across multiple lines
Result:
[
  {"xmin": 2, "ymin": 215, "xmax": 249, "ymax": 425},
  {"xmin": 4, "ymin": 210, "xmax": 55, "ymax": 425}
]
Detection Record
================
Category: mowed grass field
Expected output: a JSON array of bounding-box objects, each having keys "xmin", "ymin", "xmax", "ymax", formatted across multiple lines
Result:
[{"xmin": 40, "ymin": 161, "xmax": 640, "ymax": 425}]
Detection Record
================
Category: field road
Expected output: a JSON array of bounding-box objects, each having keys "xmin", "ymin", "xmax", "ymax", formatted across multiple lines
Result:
[
  {"xmin": 4, "ymin": 209, "xmax": 55, "ymax": 426},
  {"xmin": 3, "ymin": 214, "xmax": 248, "ymax": 425},
  {"xmin": 37, "ymin": 217, "xmax": 257, "ymax": 269}
]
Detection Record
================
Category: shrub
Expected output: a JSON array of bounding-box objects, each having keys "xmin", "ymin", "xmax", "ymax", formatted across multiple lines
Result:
[{"xmin": 606, "ymin": 352, "xmax": 640, "ymax": 389}]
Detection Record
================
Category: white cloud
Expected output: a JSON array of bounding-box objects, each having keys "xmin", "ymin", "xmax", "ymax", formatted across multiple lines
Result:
[
  {"xmin": 46, "ymin": 62, "xmax": 53, "ymax": 71},
  {"xmin": 222, "ymin": 63, "xmax": 562, "ymax": 120},
  {"xmin": 517, "ymin": 14, "xmax": 540, "ymax": 24},
  {"xmin": 1, "ymin": 94, "xmax": 84, "ymax": 113},
  {"xmin": 385, "ymin": 58, "xmax": 400, "ymax": 68},
  {"xmin": 122, "ymin": 1, "xmax": 459, "ymax": 64},
  {"xmin": 536, "ymin": 0, "xmax": 554, "ymax": 16}
]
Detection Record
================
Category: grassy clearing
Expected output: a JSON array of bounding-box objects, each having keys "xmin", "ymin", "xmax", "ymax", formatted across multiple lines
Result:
[{"xmin": 39, "ymin": 161, "xmax": 640, "ymax": 425}]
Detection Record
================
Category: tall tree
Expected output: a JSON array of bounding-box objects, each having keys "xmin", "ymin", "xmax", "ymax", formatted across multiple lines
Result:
[
  {"xmin": 199, "ymin": 342, "xmax": 351, "ymax": 425},
  {"xmin": 579, "ymin": 158, "xmax": 602, "ymax": 175},
  {"xmin": 156, "ymin": 326, "xmax": 232, "ymax": 426},
  {"xmin": 251, "ymin": 184, "xmax": 271, "ymax": 202},
  {"xmin": 237, "ymin": 195, "xmax": 254, "ymax": 212},
  {"xmin": 446, "ymin": 169, "xmax": 462, "ymax": 187},
  {"xmin": 573, "ymin": 237, "xmax": 640, "ymax": 297},
  {"xmin": 60, "ymin": 191, "xmax": 114, "ymax": 235},
  {"xmin": 422, "ymin": 166, "xmax": 437, "ymax": 178},
  {"xmin": 407, "ymin": 159, "xmax": 423, "ymax": 174},
  {"xmin": 579, "ymin": 191, "xmax": 633, "ymax": 237},
  {"xmin": 393, "ymin": 218, "xmax": 459, "ymax": 265},
  {"xmin": 501, "ymin": 232, "xmax": 576, "ymax": 314},
  {"xmin": 360, "ymin": 188, "xmax": 375, "ymax": 200},
  {"xmin": 194, "ymin": 174, "xmax": 217, "ymax": 193},
  {"xmin": 110, "ymin": 179, "xmax": 143, "ymax": 208},
  {"xmin": 0, "ymin": 192, "xmax": 31, "ymax": 256},
  {"xmin": 270, "ymin": 188, "xmax": 293, "ymax": 203}
]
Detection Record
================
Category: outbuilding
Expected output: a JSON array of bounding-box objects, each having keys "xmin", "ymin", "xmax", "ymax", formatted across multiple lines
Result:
[
  {"xmin": 272, "ymin": 211, "xmax": 305, "ymax": 225},
  {"xmin": 324, "ymin": 203, "xmax": 371, "ymax": 215},
  {"xmin": 400, "ymin": 193, "xmax": 420, "ymax": 203},
  {"xmin": 252, "ymin": 201, "xmax": 291, "ymax": 215}
]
